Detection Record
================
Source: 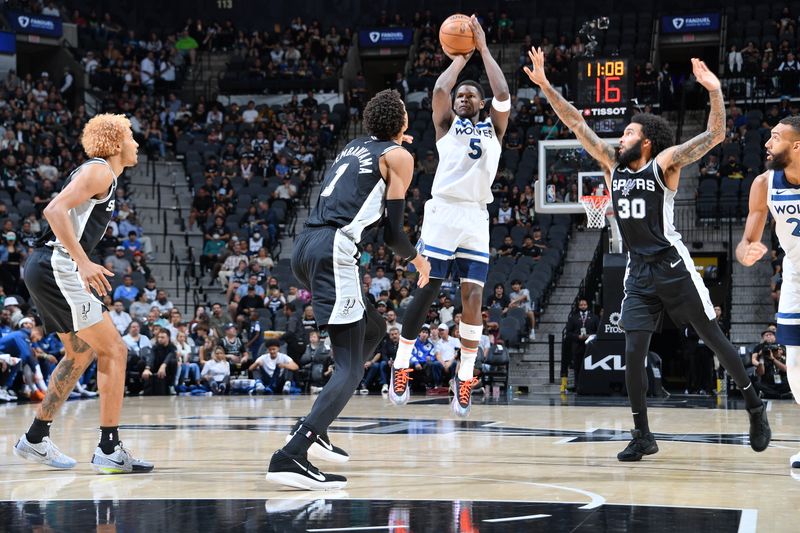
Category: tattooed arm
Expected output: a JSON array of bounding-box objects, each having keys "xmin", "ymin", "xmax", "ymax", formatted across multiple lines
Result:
[
  {"xmin": 657, "ymin": 59, "xmax": 725, "ymax": 188},
  {"xmin": 37, "ymin": 332, "xmax": 96, "ymax": 420},
  {"xmin": 523, "ymin": 47, "xmax": 616, "ymax": 181}
]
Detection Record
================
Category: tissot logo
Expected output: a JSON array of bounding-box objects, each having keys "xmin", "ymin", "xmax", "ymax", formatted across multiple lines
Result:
[
  {"xmin": 672, "ymin": 18, "xmax": 685, "ymax": 30},
  {"xmin": 585, "ymin": 107, "xmax": 627, "ymax": 116},
  {"xmin": 18, "ymin": 16, "xmax": 30, "ymax": 28},
  {"xmin": 369, "ymin": 32, "xmax": 380, "ymax": 43}
]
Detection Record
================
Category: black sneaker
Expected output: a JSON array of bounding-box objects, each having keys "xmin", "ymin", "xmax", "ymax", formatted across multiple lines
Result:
[
  {"xmin": 284, "ymin": 418, "xmax": 349, "ymax": 464},
  {"xmin": 266, "ymin": 449, "xmax": 347, "ymax": 490},
  {"xmin": 748, "ymin": 403, "xmax": 771, "ymax": 452},
  {"xmin": 617, "ymin": 429, "xmax": 659, "ymax": 462}
]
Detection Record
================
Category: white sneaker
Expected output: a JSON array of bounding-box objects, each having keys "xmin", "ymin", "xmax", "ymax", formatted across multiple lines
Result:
[
  {"xmin": 14, "ymin": 435, "xmax": 77, "ymax": 469},
  {"xmin": 381, "ymin": 383, "xmax": 389, "ymax": 394},
  {"xmin": 358, "ymin": 386, "xmax": 369, "ymax": 395},
  {"xmin": 791, "ymin": 451, "xmax": 800, "ymax": 469},
  {"xmin": 0, "ymin": 389, "xmax": 10, "ymax": 402},
  {"xmin": 310, "ymin": 386, "xmax": 323, "ymax": 394},
  {"xmin": 282, "ymin": 381, "xmax": 292, "ymax": 394},
  {"xmin": 91, "ymin": 442, "xmax": 154, "ymax": 474},
  {"xmin": 6, "ymin": 389, "xmax": 17, "ymax": 400}
]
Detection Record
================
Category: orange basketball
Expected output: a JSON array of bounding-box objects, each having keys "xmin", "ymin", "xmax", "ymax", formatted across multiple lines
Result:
[{"xmin": 439, "ymin": 14, "xmax": 474, "ymax": 56}]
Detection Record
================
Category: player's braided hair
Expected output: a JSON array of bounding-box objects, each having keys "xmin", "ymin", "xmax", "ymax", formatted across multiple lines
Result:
[
  {"xmin": 363, "ymin": 89, "xmax": 406, "ymax": 141},
  {"xmin": 630, "ymin": 113, "xmax": 674, "ymax": 158}
]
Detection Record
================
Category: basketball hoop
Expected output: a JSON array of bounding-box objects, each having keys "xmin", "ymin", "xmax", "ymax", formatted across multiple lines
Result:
[{"xmin": 580, "ymin": 194, "xmax": 611, "ymax": 229}]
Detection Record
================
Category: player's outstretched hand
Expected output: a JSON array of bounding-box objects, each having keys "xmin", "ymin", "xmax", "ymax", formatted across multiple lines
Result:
[
  {"xmin": 691, "ymin": 58, "xmax": 720, "ymax": 92},
  {"xmin": 411, "ymin": 255, "xmax": 431, "ymax": 288},
  {"xmin": 78, "ymin": 260, "xmax": 114, "ymax": 297},
  {"xmin": 402, "ymin": 134, "xmax": 414, "ymax": 145},
  {"xmin": 739, "ymin": 241, "xmax": 768, "ymax": 266},
  {"xmin": 523, "ymin": 47, "xmax": 549, "ymax": 88},
  {"xmin": 469, "ymin": 15, "xmax": 487, "ymax": 53}
]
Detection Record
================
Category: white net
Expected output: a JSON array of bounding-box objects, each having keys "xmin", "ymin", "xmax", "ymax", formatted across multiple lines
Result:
[{"xmin": 580, "ymin": 195, "xmax": 611, "ymax": 229}]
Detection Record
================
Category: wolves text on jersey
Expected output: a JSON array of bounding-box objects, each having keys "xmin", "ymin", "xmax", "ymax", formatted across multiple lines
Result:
[
  {"xmin": 333, "ymin": 145, "xmax": 374, "ymax": 175},
  {"xmin": 613, "ymin": 177, "xmax": 656, "ymax": 197},
  {"xmin": 772, "ymin": 203, "xmax": 800, "ymax": 215},
  {"xmin": 454, "ymin": 119, "xmax": 494, "ymax": 139}
]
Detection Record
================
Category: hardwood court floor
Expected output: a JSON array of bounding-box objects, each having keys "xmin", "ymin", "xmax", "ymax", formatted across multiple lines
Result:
[{"xmin": 0, "ymin": 393, "xmax": 798, "ymax": 532}]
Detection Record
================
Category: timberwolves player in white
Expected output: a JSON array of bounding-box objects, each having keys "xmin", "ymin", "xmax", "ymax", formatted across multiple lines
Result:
[
  {"xmin": 525, "ymin": 49, "xmax": 771, "ymax": 460},
  {"xmin": 267, "ymin": 90, "xmax": 430, "ymax": 490},
  {"xmin": 737, "ymin": 117, "xmax": 800, "ymax": 473},
  {"xmin": 390, "ymin": 15, "xmax": 510, "ymax": 416},
  {"xmin": 13, "ymin": 114, "xmax": 153, "ymax": 473}
]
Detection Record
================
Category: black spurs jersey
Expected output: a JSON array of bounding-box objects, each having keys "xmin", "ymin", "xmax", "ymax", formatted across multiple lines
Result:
[
  {"xmin": 610, "ymin": 158, "xmax": 679, "ymax": 256},
  {"xmin": 36, "ymin": 158, "xmax": 118, "ymax": 255},
  {"xmin": 305, "ymin": 137, "xmax": 401, "ymax": 244}
]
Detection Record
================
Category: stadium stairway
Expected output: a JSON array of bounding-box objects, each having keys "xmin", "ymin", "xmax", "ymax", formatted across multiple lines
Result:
[
  {"xmin": 127, "ymin": 158, "xmax": 204, "ymax": 314},
  {"xmin": 511, "ymin": 228, "xmax": 602, "ymax": 393}
]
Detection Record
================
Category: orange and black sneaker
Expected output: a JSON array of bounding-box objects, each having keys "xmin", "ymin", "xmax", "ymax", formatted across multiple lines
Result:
[
  {"xmin": 450, "ymin": 375, "xmax": 478, "ymax": 417},
  {"xmin": 389, "ymin": 367, "xmax": 413, "ymax": 406}
]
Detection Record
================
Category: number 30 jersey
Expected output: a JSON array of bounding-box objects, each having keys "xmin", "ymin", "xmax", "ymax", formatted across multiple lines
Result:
[
  {"xmin": 305, "ymin": 136, "xmax": 401, "ymax": 244},
  {"xmin": 432, "ymin": 115, "xmax": 502, "ymax": 206},
  {"xmin": 610, "ymin": 158, "xmax": 680, "ymax": 256}
]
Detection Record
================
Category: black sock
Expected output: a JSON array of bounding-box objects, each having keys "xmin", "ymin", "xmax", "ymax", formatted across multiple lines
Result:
[
  {"xmin": 26, "ymin": 418, "xmax": 52, "ymax": 444},
  {"xmin": 283, "ymin": 425, "xmax": 315, "ymax": 457},
  {"xmin": 740, "ymin": 382, "xmax": 762, "ymax": 410},
  {"xmin": 99, "ymin": 426, "xmax": 120, "ymax": 454},
  {"xmin": 633, "ymin": 411, "xmax": 650, "ymax": 435}
]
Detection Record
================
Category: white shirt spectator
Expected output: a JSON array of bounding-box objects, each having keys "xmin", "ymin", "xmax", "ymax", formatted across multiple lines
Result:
[
  {"xmin": 83, "ymin": 53, "xmax": 99, "ymax": 74},
  {"xmin": 436, "ymin": 336, "xmax": 460, "ymax": 362},
  {"xmin": 110, "ymin": 309, "xmax": 132, "ymax": 334},
  {"xmin": 727, "ymin": 50, "xmax": 743, "ymax": 73},
  {"xmin": 255, "ymin": 351, "xmax": 293, "ymax": 377},
  {"xmin": 370, "ymin": 275, "xmax": 391, "ymax": 299},
  {"xmin": 42, "ymin": 3, "xmax": 60, "ymax": 16},
  {"xmin": 160, "ymin": 60, "xmax": 176, "ymax": 82},
  {"xmin": 386, "ymin": 319, "xmax": 403, "ymax": 333},
  {"xmin": 123, "ymin": 332, "xmax": 152, "ymax": 354},
  {"xmin": 439, "ymin": 304, "xmax": 455, "ymax": 325},
  {"xmin": 206, "ymin": 109, "xmax": 223, "ymax": 125},
  {"xmin": 152, "ymin": 299, "xmax": 174, "ymax": 314},
  {"xmin": 274, "ymin": 182, "xmax": 297, "ymax": 199},
  {"xmin": 140, "ymin": 55, "xmax": 156, "ymax": 87},
  {"xmin": 201, "ymin": 359, "xmax": 230, "ymax": 382},
  {"xmin": 242, "ymin": 108, "xmax": 259, "ymax": 123},
  {"xmin": 497, "ymin": 206, "xmax": 513, "ymax": 224},
  {"xmin": 270, "ymin": 47, "xmax": 285, "ymax": 64},
  {"xmin": 32, "ymin": 87, "xmax": 47, "ymax": 104}
]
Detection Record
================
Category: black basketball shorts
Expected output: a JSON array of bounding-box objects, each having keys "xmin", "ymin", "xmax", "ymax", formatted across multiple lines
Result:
[
  {"xmin": 24, "ymin": 247, "xmax": 107, "ymax": 334},
  {"xmin": 292, "ymin": 226, "xmax": 365, "ymax": 327},
  {"xmin": 619, "ymin": 244, "xmax": 716, "ymax": 333}
]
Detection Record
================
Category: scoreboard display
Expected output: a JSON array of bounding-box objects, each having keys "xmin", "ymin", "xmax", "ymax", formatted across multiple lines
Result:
[{"xmin": 574, "ymin": 58, "xmax": 632, "ymax": 135}]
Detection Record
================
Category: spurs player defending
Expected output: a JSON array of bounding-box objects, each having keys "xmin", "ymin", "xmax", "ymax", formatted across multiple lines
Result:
[
  {"xmin": 390, "ymin": 15, "xmax": 510, "ymax": 417},
  {"xmin": 13, "ymin": 114, "xmax": 153, "ymax": 474},
  {"xmin": 737, "ymin": 116, "xmax": 800, "ymax": 472},
  {"xmin": 524, "ymin": 49, "xmax": 770, "ymax": 460}
]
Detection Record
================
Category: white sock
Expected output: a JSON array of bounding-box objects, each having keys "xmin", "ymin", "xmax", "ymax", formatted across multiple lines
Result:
[
  {"xmin": 458, "ymin": 346, "xmax": 478, "ymax": 381},
  {"xmin": 393, "ymin": 337, "xmax": 415, "ymax": 369}
]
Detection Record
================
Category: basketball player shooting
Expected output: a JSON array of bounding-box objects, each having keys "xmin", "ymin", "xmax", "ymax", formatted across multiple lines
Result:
[
  {"xmin": 737, "ymin": 117, "xmax": 800, "ymax": 472},
  {"xmin": 524, "ymin": 48, "xmax": 771, "ymax": 460},
  {"xmin": 266, "ymin": 90, "xmax": 431, "ymax": 490},
  {"xmin": 389, "ymin": 15, "xmax": 510, "ymax": 417},
  {"xmin": 13, "ymin": 114, "xmax": 153, "ymax": 474}
]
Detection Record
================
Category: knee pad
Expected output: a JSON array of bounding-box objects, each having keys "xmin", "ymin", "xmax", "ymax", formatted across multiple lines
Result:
[{"xmin": 459, "ymin": 322, "xmax": 483, "ymax": 342}]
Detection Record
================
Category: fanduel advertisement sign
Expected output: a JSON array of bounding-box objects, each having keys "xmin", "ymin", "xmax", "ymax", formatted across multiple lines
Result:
[
  {"xmin": 7, "ymin": 10, "xmax": 62, "ymax": 38},
  {"xmin": 358, "ymin": 28, "xmax": 413, "ymax": 48},
  {"xmin": 661, "ymin": 13, "xmax": 720, "ymax": 34}
]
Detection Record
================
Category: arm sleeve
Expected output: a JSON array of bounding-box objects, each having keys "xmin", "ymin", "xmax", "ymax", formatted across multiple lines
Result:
[{"xmin": 384, "ymin": 199, "xmax": 417, "ymax": 261}]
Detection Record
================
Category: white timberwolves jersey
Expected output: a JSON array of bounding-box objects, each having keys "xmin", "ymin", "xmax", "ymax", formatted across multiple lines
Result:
[
  {"xmin": 432, "ymin": 115, "xmax": 502, "ymax": 205},
  {"xmin": 767, "ymin": 169, "xmax": 800, "ymax": 267}
]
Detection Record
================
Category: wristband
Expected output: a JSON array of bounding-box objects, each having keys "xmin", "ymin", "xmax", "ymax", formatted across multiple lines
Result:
[{"xmin": 492, "ymin": 97, "xmax": 511, "ymax": 112}]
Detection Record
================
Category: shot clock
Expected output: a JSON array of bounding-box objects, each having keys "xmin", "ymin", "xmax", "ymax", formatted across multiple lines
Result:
[{"xmin": 574, "ymin": 58, "xmax": 632, "ymax": 135}]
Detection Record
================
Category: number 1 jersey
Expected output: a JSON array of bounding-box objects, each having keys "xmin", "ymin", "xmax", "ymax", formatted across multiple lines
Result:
[
  {"xmin": 610, "ymin": 158, "xmax": 680, "ymax": 255},
  {"xmin": 432, "ymin": 115, "xmax": 502, "ymax": 206},
  {"xmin": 305, "ymin": 136, "xmax": 401, "ymax": 244}
]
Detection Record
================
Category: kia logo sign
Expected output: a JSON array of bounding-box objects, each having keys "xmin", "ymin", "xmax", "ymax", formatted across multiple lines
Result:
[
  {"xmin": 17, "ymin": 16, "xmax": 30, "ymax": 28},
  {"xmin": 369, "ymin": 31, "xmax": 380, "ymax": 43},
  {"xmin": 584, "ymin": 354, "xmax": 626, "ymax": 371}
]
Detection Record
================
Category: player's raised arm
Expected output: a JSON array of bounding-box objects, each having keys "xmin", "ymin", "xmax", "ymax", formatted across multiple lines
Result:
[
  {"xmin": 469, "ymin": 15, "xmax": 510, "ymax": 140},
  {"xmin": 735, "ymin": 173, "xmax": 770, "ymax": 266},
  {"xmin": 433, "ymin": 52, "xmax": 471, "ymax": 138},
  {"xmin": 657, "ymin": 59, "xmax": 725, "ymax": 178},
  {"xmin": 523, "ymin": 47, "xmax": 616, "ymax": 173},
  {"xmin": 383, "ymin": 147, "xmax": 431, "ymax": 287}
]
